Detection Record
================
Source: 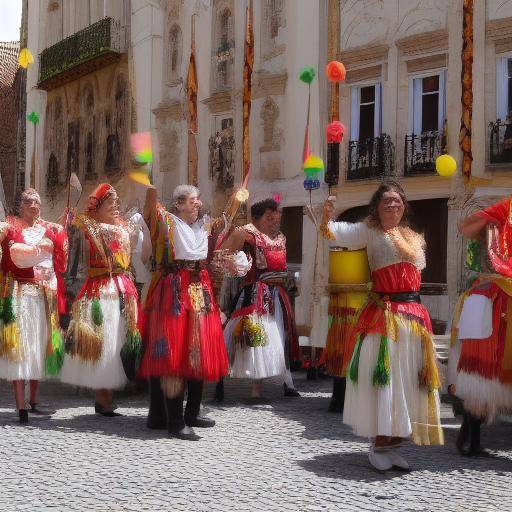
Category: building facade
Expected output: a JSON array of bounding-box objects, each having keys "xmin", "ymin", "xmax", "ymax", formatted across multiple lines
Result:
[{"xmin": 25, "ymin": 0, "xmax": 512, "ymax": 343}]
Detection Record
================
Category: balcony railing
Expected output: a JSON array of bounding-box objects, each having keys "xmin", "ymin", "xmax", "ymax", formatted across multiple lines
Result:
[
  {"xmin": 38, "ymin": 17, "xmax": 127, "ymax": 90},
  {"xmin": 346, "ymin": 134, "xmax": 395, "ymax": 181},
  {"xmin": 404, "ymin": 131, "xmax": 442, "ymax": 176},
  {"xmin": 489, "ymin": 118, "xmax": 512, "ymax": 164}
]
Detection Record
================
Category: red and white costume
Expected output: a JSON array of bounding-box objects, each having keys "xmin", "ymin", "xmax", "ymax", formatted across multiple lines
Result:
[
  {"xmin": 138, "ymin": 206, "xmax": 228, "ymax": 382},
  {"xmin": 223, "ymin": 224, "xmax": 300, "ymax": 383},
  {"xmin": 327, "ymin": 220, "xmax": 443, "ymax": 445},
  {"xmin": 0, "ymin": 217, "xmax": 67, "ymax": 381}
]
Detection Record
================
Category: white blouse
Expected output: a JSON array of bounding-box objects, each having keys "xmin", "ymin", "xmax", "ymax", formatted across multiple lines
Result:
[
  {"xmin": 327, "ymin": 220, "xmax": 426, "ymax": 272},
  {"xmin": 171, "ymin": 213, "xmax": 208, "ymax": 261}
]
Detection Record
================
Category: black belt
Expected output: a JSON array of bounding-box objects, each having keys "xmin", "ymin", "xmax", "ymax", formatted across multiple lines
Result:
[
  {"xmin": 160, "ymin": 260, "xmax": 206, "ymax": 273},
  {"xmin": 378, "ymin": 291, "xmax": 421, "ymax": 303}
]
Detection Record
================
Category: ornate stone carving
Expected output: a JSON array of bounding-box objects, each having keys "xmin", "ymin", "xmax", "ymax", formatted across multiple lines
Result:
[
  {"xmin": 252, "ymin": 71, "xmax": 287, "ymax": 100},
  {"xmin": 260, "ymin": 0, "xmax": 286, "ymax": 61},
  {"xmin": 209, "ymin": 121, "xmax": 235, "ymax": 190},
  {"xmin": 153, "ymin": 99, "xmax": 184, "ymax": 121},
  {"xmin": 338, "ymin": 44, "xmax": 389, "ymax": 70},
  {"xmin": 260, "ymin": 96, "xmax": 280, "ymax": 153},
  {"xmin": 202, "ymin": 91, "xmax": 232, "ymax": 113},
  {"xmin": 395, "ymin": 29, "xmax": 448, "ymax": 56}
]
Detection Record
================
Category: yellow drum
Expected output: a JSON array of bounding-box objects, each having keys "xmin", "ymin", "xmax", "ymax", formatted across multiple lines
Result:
[{"xmin": 329, "ymin": 248, "xmax": 370, "ymax": 285}]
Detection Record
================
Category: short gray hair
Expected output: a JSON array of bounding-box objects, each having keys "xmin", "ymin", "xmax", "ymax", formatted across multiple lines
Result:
[{"xmin": 171, "ymin": 184, "xmax": 200, "ymax": 210}]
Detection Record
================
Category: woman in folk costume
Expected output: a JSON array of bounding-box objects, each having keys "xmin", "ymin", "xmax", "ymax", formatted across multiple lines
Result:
[
  {"xmin": 138, "ymin": 185, "xmax": 228, "ymax": 441},
  {"xmin": 321, "ymin": 180, "xmax": 443, "ymax": 472},
  {"xmin": 220, "ymin": 198, "xmax": 301, "ymax": 400},
  {"xmin": 448, "ymin": 195, "xmax": 512, "ymax": 455},
  {"xmin": 60, "ymin": 183, "xmax": 142, "ymax": 417},
  {"xmin": 0, "ymin": 188, "xmax": 67, "ymax": 423}
]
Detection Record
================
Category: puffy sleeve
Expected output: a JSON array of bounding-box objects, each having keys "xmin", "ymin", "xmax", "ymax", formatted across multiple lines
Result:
[
  {"xmin": 47, "ymin": 224, "xmax": 68, "ymax": 274},
  {"xmin": 10, "ymin": 243, "xmax": 47, "ymax": 268},
  {"xmin": 476, "ymin": 198, "xmax": 509, "ymax": 228},
  {"xmin": 327, "ymin": 221, "xmax": 369, "ymax": 250}
]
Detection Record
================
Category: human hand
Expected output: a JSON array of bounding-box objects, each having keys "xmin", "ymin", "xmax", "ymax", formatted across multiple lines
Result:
[{"xmin": 322, "ymin": 196, "xmax": 336, "ymax": 221}]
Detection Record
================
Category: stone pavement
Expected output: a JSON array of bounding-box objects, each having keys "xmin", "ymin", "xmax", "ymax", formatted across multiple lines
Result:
[{"xmin": 0, "ymin": 374, "xmax": 511, "ymax": 512}]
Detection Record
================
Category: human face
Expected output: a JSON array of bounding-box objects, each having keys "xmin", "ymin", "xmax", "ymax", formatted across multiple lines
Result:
[
  {"xmin": 255, "ymin": 208, "xmax": 281, "ymax": 237},
  {"xmin": 177, "ymin": 193, "xmax": 202, "ymax": 224},
  {"xmin": 377, "ymin": 190, "xmax": 404, "ymax": 230},
  {"xmin": 20, "ymin": 193, "xmax": 41, "ymax": 224},
  {"xmin": 96, "ymin": 193, "xmax": 120, "ymax": 224}
]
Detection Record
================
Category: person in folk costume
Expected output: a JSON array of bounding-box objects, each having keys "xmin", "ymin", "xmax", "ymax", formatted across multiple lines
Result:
[
  {"xmin": 0, "ymin": 188, "xmax": 68, "ymax": 423},
  {"xmin": 321, "ymin": 180, "xmax": 443, "ymax": 472},
  {"xmin": 220, "ymin": 198, "xmax": 301, "ymax": 400},
  {"xmin": 138, "ymin": 185, "xmax": 228, "ymax": 441},
  {"xmin": 60, "ymin": 183, "xmax": 143, "ymax": 416},
  {"xmin": 448, "ymin": 195, "xmax": 512, "ymax": 455}
]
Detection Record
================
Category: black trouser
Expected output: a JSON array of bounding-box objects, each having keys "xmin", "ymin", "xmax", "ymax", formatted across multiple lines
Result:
[{"xmin": 165, "ymin": 379, "xmax": 204, "ymax": 433}]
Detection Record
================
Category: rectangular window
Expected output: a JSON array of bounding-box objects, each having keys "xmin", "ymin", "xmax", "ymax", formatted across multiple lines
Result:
[
  {"xmin": 350, "ymin": 84, "xmax": 381, "ymax": 141},
  {"xmin": 496, "ymin": 57, "xmax": 512, "ymax": 120},
  {"xmin": 409, "ymin": 72, "xmax": 445, "ymax": 135}
]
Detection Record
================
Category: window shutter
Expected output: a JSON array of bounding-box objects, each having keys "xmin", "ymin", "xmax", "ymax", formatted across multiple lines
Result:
[
  {"xmin": 350, "ymin": 86, "xmax": 360, "ymax": 141},
  {"xmin": 374, "ymin": 83, "xmax": 382, "ymax": 137},
  {"xmin": 497, "ymin": 57, "xmax": 509, "ymax": 120}
]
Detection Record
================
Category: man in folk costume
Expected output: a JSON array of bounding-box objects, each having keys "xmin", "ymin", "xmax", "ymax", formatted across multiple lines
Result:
[
  {"xmin": 0, "ymin": 189, "xmax": 67, "ymax": 423},
  {"xmin": 138, "ymin": 185, "xmax": 228, "ymax": 441},
  {"xmin": 449, "ymin": 195, "xmax": 512, "ymax": 455},
  {"xmin": 220, "ymin": 198, "xmax": 301, "ymax": 399},
  {"xmin": 60, "ymin": 184, "xmax": 144, "ymax": 416}
]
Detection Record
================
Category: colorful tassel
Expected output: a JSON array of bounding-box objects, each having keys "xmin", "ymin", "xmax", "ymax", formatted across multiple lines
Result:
[
  {"xmin": 348, "ymin": 335, "xmax": 362, "ymax": 383},
  {"xmin": 73, "ymin": 319, "xmax": 102, "ymax": 362},
  {"xmin": 172, "ymin": 275, "xmax": 181, "ymax": 316},
  {"xmin": 91, "ymin": 298, "xmax": 103, "ymax": 326},
  {"xmin": 120, "ymin": 328, "xmax": 143, "ymax": 380},
  {"xmin": 372, "ymin": 335, "xmax": 391, "ymax": 386},
  {"xmin": 2, "ymin": 296, "xmax": 15, "ymax": 324},
  {"xmin": 45, "ymin": 327, "xmax": 64, "ymax": 375}
]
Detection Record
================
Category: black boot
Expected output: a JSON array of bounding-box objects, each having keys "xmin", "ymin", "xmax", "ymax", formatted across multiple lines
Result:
[
  {"xmin": 456, "ymin": 410, "xmax": 470, "ymax": 455},
  {"xmin": 147, "ymin": 378, "xmax": 166, "ymax": 429},
  {"xmin": 328, "ymin": 377, "xmax": 346, "ymax": 413},
  {"xmin": 18, "ymin": 409, "xmax": 28, "ymax": 424},
  {"xmin": 467, "ymin": 414, "xmax": 490, "ymax": 457},
  {"xmin": 214, "ymin": 378, "xmax": 225, "ymax": 402},
  {"xmin": 185, "ymin": 380, "xmax": 215, "ymax": 428},
  {"xmin": 283, "ymin": 383, "xmax": 301, "ymax": 397},
  {"xmin": 165, "ymin": 395, "xmax": 200, "ymax": 441}
]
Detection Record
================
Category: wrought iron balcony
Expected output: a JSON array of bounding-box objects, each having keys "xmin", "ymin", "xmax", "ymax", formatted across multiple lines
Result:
[
  {"xmin": 404, "ymin": 131, "xmax": 443, "ymax": 176},
  {"xmin": 346, "ymin": 134, "xmax": 395, "ymax": 181},
  {"xmin": 38, "ymin": 17, "xmax": 127, "ymax": 91},
  {"xmin": 489, "ymin": 118, "xmax": 512, "ymax": 164}
]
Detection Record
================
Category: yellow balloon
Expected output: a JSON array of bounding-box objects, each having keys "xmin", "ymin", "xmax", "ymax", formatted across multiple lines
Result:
[
  {"xmin": 436, "ymin": 154, "xmax": 457, "ymax": 177},
  {"xmin": 129, "ymin": 172, "xmax": 151, "ymax": 186},
  {"xmin": 18, "ymin": 48, "xmax": 34, "ymax": 69}
]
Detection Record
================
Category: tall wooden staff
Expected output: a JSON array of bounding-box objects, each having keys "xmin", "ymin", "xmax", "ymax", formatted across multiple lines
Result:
[
  {"xmin": 460, "ymin": 0, "xmax": 473, "ymax": 184},
  {"xmin": 187, "ymin": 15, "xmax": 199, "ymax": 187}
]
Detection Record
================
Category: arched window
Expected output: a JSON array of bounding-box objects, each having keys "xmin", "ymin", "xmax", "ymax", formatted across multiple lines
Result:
[{"xmin": 168, "ymin": 24, "xmax": 182, "ymax": 83}]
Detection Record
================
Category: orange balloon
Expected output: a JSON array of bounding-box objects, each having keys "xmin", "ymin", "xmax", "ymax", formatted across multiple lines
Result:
[{"xmin": 326, "ymin": 61, "xmax": 346, "ymax": 82}]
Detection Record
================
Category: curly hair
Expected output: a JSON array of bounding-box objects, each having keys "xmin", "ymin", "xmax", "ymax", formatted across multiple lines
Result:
[
  {"xmin": 11, "ymin": 188, "xmax": 41, "ymax": 217},
  {"xmin": 366, "ymin": 180, "xmax": 410, "ymax": 229},
  {"xmin": 170, "ymin": 184, "xmax": 200, "ymax": 213},
  {"xmin": 251, "ymin": 198, "xmax": 279, "ymax": 221}
]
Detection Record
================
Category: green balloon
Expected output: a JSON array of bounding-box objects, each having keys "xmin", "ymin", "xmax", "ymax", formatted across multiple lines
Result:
[{"xmin": 299, "ymin": 66, "xmax": 316, "ymax": 84}]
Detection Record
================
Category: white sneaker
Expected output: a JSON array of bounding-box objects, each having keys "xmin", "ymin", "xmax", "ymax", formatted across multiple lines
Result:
[
  {"xmin": 368, "ymin": 449, "xmax": 392, "ymax": 472},
  {"xmin": 387, "ymin": 450, "xmax": 410, "ymax": 471}
]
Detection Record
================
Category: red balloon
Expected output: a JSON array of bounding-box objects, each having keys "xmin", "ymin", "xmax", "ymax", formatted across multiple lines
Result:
[
  {"xmin": 326, "ymin": 61, "xmax": 346, "ymax": 82},
  {"xmin": 326, "ymin": 121, "xmax": 345, "ymax": 143}
]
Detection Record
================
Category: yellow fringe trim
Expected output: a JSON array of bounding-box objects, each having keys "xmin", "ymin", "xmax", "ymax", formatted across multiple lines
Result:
[{"xmin": 0, "ymin": 322, "xmax": 22, "ymax": 362}]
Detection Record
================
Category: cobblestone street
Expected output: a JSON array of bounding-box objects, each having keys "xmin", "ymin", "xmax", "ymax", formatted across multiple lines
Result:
[{"xmin": 0, "ymin": 374, "xmax": 511, "ymax": 511}]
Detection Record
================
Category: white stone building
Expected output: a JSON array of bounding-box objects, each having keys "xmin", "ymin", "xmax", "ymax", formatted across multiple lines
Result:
[{"xmin": 24, "ymin": 0, "xmax": 512, "ymax": 343}]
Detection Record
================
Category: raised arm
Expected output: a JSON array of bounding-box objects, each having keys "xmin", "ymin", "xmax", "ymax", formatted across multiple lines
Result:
[
  {"xmin": 321, "ymin": 197, "xmax": 368, "ymax": 249},
  {"xmin": 459, "ymin": 198, "xmax": 509, "ymax": 240}
]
